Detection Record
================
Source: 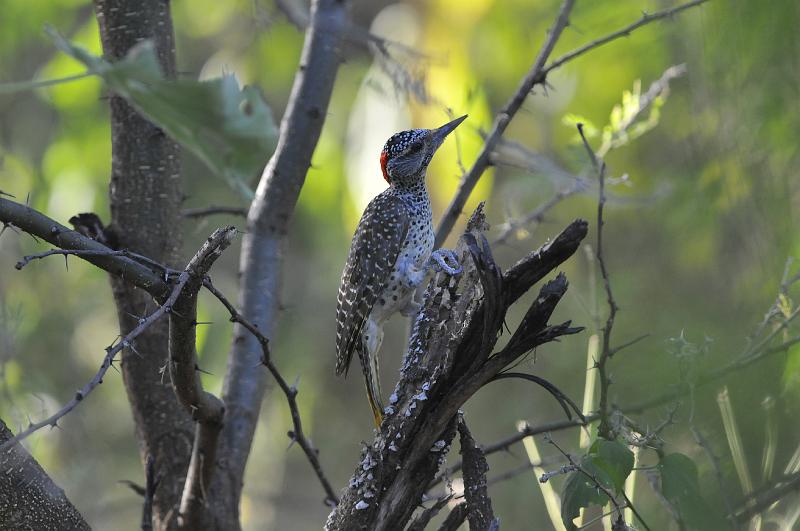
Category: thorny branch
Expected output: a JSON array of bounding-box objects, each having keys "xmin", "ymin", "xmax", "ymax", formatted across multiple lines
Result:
[
  {"xmin": 493, "ymin": 63, "xmax": 686, "ymax": 246},
  {"xmin": 435, "ymin": 0, "xmax": 708, "ymax": 247},
  {"xmin": 202, "ymin": 279, "xmax": 339, "ymax": 505},
  {"xmin": 435, "ymin": 0, "xmax": 576, "ymax": 247},
  {"xmin": 167, "ymin": 227, "xmax": 237, "ymax": 528},
  {"xmin": 0, "ymin": 260, "xmax": 190, "ymax": 452},
  {"xmin": 577, "ymin": 123, "xmax": 618, "ymax": 439}
]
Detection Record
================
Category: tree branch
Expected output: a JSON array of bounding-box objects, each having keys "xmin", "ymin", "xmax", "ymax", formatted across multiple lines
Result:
[
  {"xmin": 0, "ymin": 197, "xmax": 168, "ymax": 297},
  {"xmin": 576, "ymin": 123, "xmax": 618, "ymax": 440},
  {"xmin": 202, "ymin": 279, "xmax": 339, "ymax": 505},
  {"xmin": 435, "ymin": 0, "xmax": 576, "ymax": 247},
  {"xmin": 167, "ymin": 227, "xmax": 236, "ymax": 529},
  {"xmin": 212, "ymin": 0, "xmax": 348, "ymax": 520},
  {"xmin": 181, "ymin": 206, "xmax": 248, "ymax": 219},
  {"xmin": 0, "ymin": 266, "xmax": 190, "ymax": 452},
  {"xmin": 435, "ymin": 0, "xmax": 709, "ymax": 247}
]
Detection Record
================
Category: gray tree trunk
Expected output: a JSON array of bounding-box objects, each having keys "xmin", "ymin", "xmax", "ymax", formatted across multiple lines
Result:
[
  {"xmin": 93, "ymin": 2, "xmax": 193, "ymax": 529},
  {"xmin": 0, "ymin": 419, "xmax": 91, "ymax": 530}
]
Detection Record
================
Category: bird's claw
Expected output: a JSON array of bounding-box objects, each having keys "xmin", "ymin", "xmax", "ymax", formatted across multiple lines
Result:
[{"xmin": 430, "ymin": 248, "xmax": 462, "ymax": 275}]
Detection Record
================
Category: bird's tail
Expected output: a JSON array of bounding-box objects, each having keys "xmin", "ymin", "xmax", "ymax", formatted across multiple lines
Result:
[{"xmin": 360, "ymin": 321, "xmax": 385, "ymax": 428}]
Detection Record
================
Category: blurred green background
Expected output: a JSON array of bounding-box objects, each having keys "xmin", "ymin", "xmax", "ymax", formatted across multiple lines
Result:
[{"xmin": 1, "ymin": 0, "xmax": 799, "ymax": 529}]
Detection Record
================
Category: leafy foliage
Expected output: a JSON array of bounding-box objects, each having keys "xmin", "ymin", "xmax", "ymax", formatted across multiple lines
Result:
[
  {"xmin": 48, "ymin": 28, "xmax": 277, "ymax": 199},
  {"xmin": 561, "ymin": 439, "xmax": 634, "ymax": 530}
]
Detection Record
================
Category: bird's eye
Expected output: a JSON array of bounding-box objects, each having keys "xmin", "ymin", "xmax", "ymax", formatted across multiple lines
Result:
[{"xmin": 406, "ymin": 143, "xmax": 422, "ymax": 155}]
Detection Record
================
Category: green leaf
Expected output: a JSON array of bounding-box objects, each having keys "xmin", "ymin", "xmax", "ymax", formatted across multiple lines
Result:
[
  {"xmin": 560, "ymin": 440, "xmax": 633, "ymax": 530},
  {"xmin": 561, "ymin": 463, "xmax": 608, "ymax": 531},
  {"xmin": 659, "ymin": 453, "xmax": 731, "ymax": 531},
  {"xmin": 589, "ymin": 439, "xmax": 634, "ymax": 492},
  {"xmin": 47, "ymin": 27, "xmax": 277, "ymax": 199}
]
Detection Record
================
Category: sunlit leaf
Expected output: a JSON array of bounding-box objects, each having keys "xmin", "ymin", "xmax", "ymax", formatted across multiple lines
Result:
[{"xmin": 47, "ymin": 28, "xmax": 277, "ymax": 199}]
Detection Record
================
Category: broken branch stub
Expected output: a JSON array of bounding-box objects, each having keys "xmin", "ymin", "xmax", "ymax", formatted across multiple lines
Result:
[{"xmin": 326, "ymin": 210, "xmax": 587, "ymax": 531}]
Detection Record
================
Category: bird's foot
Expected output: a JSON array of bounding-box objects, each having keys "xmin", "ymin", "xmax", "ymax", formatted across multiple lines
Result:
[{"xmin": 429, "ymin": 248, "xmax": 462, "ymax": 275}]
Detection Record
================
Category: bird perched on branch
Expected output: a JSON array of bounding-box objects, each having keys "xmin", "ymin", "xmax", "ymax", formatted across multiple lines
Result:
[{"xmin": 336, "ymin": 115, "xmax": 467, "ymax": 427}]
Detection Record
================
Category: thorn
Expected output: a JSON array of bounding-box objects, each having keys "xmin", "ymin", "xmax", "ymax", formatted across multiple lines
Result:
[
  {"xmin": 195, "ymin": 364, "xmax": 213, "ymax": 375},
  {"xmin": 64, "ymin": 255, "xmax": 69, "ymax": 271}
]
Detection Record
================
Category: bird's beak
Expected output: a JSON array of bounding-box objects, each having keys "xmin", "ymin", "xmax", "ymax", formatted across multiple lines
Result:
[{"xmin": 431, "ymin": 114, "xmax": 467, "ymax": 147}]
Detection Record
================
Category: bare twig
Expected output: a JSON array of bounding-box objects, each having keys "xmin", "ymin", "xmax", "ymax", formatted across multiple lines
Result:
[
  {"xmin": 181, "ymin": 206, "xmax": 248, "ymax": 219},
  {"xmin": 494, "ymin": 181, "xmax": 585, "ymax": 245},
  {"xmin": 435, "ymin": 0, "xmax": 576, "ymax": 247},
  {"xmin": 202, "ymin": 278, "xmax": 339, "ymax": 505},
  {"xmin": 15, "ymin": 247, "xmax": 177, "ymax": 277},
  {"xmin": 435, "ymin": 0, "xmax": 708, "ymax": 246},
  {"xmin": 541, "ymin": 2, "xmax": 707, "ymax": 78}
]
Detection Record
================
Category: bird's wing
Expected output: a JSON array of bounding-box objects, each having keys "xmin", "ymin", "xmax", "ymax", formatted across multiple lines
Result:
[{"xmin": 336, "ymin": 193, "xmax": 409, "ymax": 376}]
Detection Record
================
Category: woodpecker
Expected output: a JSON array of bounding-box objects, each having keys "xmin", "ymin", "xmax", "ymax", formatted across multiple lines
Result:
[{"xmin": 336, "ymin": 115, "xmax": 467, "ymax": 427}]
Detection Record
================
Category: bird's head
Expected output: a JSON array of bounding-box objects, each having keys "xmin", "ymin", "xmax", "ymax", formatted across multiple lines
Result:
[{"xmin": 380, "ymin": 115, "xmax": 467, "ymax": 187}]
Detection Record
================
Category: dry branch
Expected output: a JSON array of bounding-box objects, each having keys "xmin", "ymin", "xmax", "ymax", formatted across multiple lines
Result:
[
  {"xmin": 435, "ymin": 0, "xmax": 576, "ymax": 247},
  {"xmin": 458, "ymin": 417, "xmax": 498, "ymax": 531}
]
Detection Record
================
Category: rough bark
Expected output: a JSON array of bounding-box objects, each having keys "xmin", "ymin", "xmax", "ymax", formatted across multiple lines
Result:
[
  {"xmin": 325, "ymin": 211, "xmax": 587, "ymax": 530},
  {"xmin": 0, "ymin": 419, "xmax": 91, "ymax": 531},
  {"xmin": 207, "ymin": 0, "xmax": 348, "ymax": 527},
  {"xmin": 93, "ymin": 2, "xmax": 192, "ymax": 529}
]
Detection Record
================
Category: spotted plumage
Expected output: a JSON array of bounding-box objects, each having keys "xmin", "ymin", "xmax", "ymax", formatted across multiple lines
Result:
[{"xmin": 336, "ymin": 115, "xmax": 467, "ymax": 427}]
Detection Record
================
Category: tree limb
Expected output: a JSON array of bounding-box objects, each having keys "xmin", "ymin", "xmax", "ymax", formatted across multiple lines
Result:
[
  {"xmin": 210, "ymin": 1, "xmax": 348, "ymax": 522},
  {"xmin": 0, "ymin": 197, "xmax": 168, "ymax": 297},
  {"xmin": 167, "ymin": 227, "xmax": 236, "ymax": 529},
  {"xmin": 202, "ymin": 279, "xmax": 339, "ymax": 505}
]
